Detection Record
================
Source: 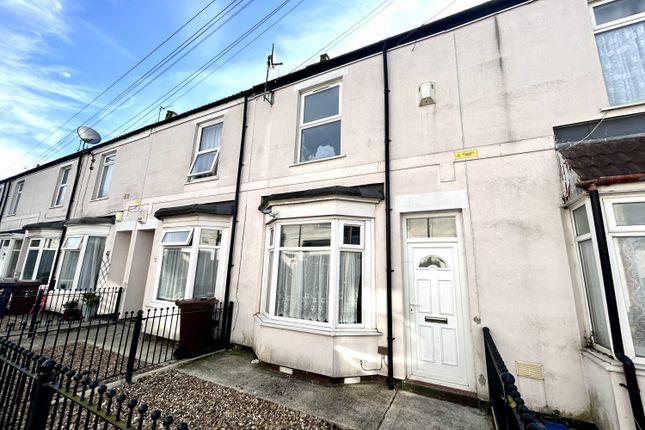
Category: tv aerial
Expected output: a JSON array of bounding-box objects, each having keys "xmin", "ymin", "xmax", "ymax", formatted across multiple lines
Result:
[
  {"xmin": 263, "ymin": 44, "xmax": 283, "ymax": 105},
  {"xmin": 77, "ymin": 126, "xmax": 102, "ymax": 150}
]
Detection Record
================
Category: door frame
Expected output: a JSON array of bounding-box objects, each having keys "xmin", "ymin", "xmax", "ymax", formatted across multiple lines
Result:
[{"xmin": 401, "ymin": 211, "xmax": 475, "ymax": 391}]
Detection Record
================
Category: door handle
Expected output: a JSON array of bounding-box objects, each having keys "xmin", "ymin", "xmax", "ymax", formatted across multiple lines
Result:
[{"xmin": 425, "ymin": 316, "xmax": 448, "ymax": 324}]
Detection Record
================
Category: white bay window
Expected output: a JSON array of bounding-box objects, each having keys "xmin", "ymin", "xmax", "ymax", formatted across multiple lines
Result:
[
  {"xmin": 21, "ymin": 237, "xmax": 58, "ymax": 284},
  {"xmin": 156, "ymin": 227, "xmax": 224, "ymax": 301},
  {"xmin": 262, "ymin": 219, "xmax": 371, "ymax": 331},
  {"xmin": 573, "ymin": 194, "xmax": 645, "ymax": 361},
  {"xmin": 56, "ymin": 235, "xmax": 107, "ymax": 290}
]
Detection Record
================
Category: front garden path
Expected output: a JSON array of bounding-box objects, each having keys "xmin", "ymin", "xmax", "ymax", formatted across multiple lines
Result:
[{"xmin": 169, "ymin": 350, "xmax": 493, "ymax": 430}]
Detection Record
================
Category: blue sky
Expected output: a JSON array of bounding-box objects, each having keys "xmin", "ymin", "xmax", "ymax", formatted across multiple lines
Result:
[{"xmin": 0, "ymin": 0, "xmax": 486, "ymax": 178}]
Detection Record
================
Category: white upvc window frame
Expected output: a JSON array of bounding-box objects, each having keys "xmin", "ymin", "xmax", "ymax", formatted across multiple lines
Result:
[
  {"xmin": 54, "ymin": 234, "xmax": 107, "ymax": 291},
  {"xmin": 570, "ymin": 200, "xmax": 613, "ymax": 355},
  {"xmin": 260, "ymin": 217, "xmax": 374, "ymax": 332},
  {"xmin": 187, "ymin": 122, "xmax": 223, "ymax": 179},
  {"xmin": 602, "ymin": 194, "xmax": 645, "ymax": 363},
  {"xmin": 20, "ymin": 235, "xmax": 59, "ymax": 283},
  {"xmin": 8, "ymin": 181, "xmax": 24, "ymax": 216},
  {"xmin": 160, "ymin": 229, "xmax": 193, "ymax": 246},
  {"xmin": 590, "ymin": 0, "xmax": 645, "ymax": 33},
  {"xmin": 297, "ymin": 81, "xmax": 342, "ymax": 164},
  {"xmin": 52, "ymin": 165, "xmax": 72, "ymax": 207},
  {"xmin": 94, "ymin": 151, "xmax": 116, "ymax": 200},
  {"xmin": 153, "ymin": 225, "xmax": 227, "ymax": 303}
]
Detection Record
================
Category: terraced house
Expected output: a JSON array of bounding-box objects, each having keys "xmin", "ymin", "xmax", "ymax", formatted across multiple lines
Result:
[{"xmin": 1, "ymin": 0, "xmax": 644, "ymax": 428}]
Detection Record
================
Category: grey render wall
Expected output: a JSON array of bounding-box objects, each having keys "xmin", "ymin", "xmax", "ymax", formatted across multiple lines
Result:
[
  {"xmin": 0, "ymin": 158, "xmax": 79, "ymax": 231},
  {"xmin": 0, "ymin": 0, "xmax": 643, "ymax": 424}
]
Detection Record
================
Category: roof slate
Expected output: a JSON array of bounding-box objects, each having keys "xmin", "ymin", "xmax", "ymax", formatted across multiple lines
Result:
[{"xmin": 557, "ymin": 134, "xmax": 645, "ymax": 181}]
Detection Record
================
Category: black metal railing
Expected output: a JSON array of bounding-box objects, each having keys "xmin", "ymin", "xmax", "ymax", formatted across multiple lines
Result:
[
  {"xmin": 0, "ymin": 286, "xmax": 124, "ymax": 335},
  {"xmin": 0, "ymin": 340, "xmax": 189, "ymax": 430},
  {"xmin": 483, "ymin": 327, "xmax": 546, "ymax": 430},
  {"xmin": 2, "ymin": 301, "xmax": 233, "ymax": 384}
]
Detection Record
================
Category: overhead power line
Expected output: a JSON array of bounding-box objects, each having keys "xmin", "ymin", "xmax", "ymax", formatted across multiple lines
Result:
[
  {"xmin": 107, "ymin": 0, "xmax": 306, "ymax": 140},
  {"xmin": 4, "ymin": 0, "xmax": 220, "ymax": 174},
  {"xmin": 32, "ymin": 0, "xmax": 251, "ymax": 166}
]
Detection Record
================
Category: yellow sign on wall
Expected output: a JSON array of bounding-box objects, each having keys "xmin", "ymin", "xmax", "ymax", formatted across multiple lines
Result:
[{"xmin": 454, "ymin": 149, "xmax": 478, "ymax": 160}]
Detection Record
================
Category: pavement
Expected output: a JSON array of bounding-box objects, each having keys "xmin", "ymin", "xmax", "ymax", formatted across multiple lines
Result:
[{"xmin": 177, "ymin": 350, "xmax": 493, "ymax": 430}]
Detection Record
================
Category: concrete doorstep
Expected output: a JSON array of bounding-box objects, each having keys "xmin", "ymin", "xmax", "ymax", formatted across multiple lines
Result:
[{"xmin": 177, "ymin": 350, "xmax": 493, "ymax": 430}]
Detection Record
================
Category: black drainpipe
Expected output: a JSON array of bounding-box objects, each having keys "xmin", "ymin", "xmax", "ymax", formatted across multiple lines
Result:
[
  {"xmin": 222, "ymin": 94, "xmax": 249, "ymax": 347},
  {"xmin": 382, "ymin": 42, "xmax": 395, "ymax": 390},
  {"xmin": 589, "ymin": 187, "xmax": 645, "ymax": 429},
  {"xmin": 0, "ymin": 179, "xmax": 11, "ymax": 225},
  {"xmin": 588, "ymin": 187, "xmax": 623, "ymax": 354},
  {"xmin": 48, "ymin": 151, "xmax": 86, "ymax": 290}
]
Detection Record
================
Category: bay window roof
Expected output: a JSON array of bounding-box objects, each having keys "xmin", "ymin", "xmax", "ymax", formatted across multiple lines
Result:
[
  {"xmin": 258, "ymin": 183, "xmax": 384, "ymax": 211},
  {"xmin": 555, "ymin": 112, "xmax": 645, "ymax": 181},
  {"xmin": 154, "ymin": 201, "xmax": 235, "ymax": 220}
]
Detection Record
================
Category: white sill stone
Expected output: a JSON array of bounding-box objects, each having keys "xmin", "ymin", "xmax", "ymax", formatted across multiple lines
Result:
[
  {"xmin": 600, "ymin": 100, "xmax": 645, "ymax": 112},
  {"xmin": 255, "ymin": 313, "xmax": 382, "ymax": 337},
  {"xmin": 184, "ymin": 175, "xmax": 219, "ymax": 185},
  {"xmin": 89, "ymin": 196, "xmax": 109, "ymax": 202},
  {"xmin": 289, "ymin": 154, "xmax": 346, "ymax": 168}
]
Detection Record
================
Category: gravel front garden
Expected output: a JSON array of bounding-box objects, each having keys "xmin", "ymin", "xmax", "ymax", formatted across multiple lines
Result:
[{"xmin": 117, "ymin": 370, "xmax": 340, "ymax": 430}]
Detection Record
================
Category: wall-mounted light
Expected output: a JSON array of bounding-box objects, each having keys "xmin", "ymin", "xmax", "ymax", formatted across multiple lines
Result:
[{"xmin": 261, "ymin": 208, "xmax": 279, "ymax": 218}]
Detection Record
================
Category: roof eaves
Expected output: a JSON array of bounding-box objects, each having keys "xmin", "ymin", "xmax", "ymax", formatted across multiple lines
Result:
[{"xmin": 2, "ymin": 0, "xmax": 532, "ymax": 184}]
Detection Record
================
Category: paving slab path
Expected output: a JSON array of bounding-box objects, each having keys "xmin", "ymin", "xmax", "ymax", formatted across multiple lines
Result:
[{"xmin": 178, "ymin": 350, "xmax": 493, "ymax": 430}]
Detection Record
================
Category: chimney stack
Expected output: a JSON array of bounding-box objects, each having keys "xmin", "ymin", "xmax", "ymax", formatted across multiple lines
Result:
[
  {"xmin": 319, "ymin": 53, "xmax": 330, "ymax": 63},
  {"xmin": 165, "ymin": 110, "xmax": 178, "ymax": 120}
]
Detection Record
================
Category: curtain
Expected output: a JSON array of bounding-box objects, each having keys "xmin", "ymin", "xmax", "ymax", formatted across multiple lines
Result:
[
  {"xmin": 36, "ymin": 250, "xmax": 55, "ymax": 283},
  {"xmin": 596, "ymin": 22, "xmax": 645, "ymax": 106},
  {"xmin": 276, "ymin": 251, "xmax": 329, "ymax": 322},
  {"xmin": 200, "ymin": 124, "xmax": 222, "ymax": 150},
  {"xmin": 157, "ymin": 248, "xmax": 190, "ymax": 301},
  {"xmin": 193, "ymin": 249, "xmax": 218, "ymax": 298},
  {"xmin": 22, "ymin": 250, "xmax": 38, "ymax": 280},
  {"xmin": 58, "ymin": 250, "xmax": 80, "ymax": 289},
  {"xmin": 579, "ymin": 241, "xmax": 611, "ymax": 349},
  {"xmin": 617, "ymin": 237, "xmax": 645, "ymax": 356},
  {"xmin": 339, "ymin": 252, "xmax": 362, "ymax": 324},
  {"xmin": 78, "ymin": 237, "xmax": 106, "ymax": 290},
  {"xmin": 98, "ymin": 164, "xmax": 113, "ymax": 198}
]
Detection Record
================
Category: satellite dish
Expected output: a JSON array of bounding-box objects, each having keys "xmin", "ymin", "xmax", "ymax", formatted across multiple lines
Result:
[{"xmin": 76, "ymin": 126, "xmax": 102, "ymax": 145}]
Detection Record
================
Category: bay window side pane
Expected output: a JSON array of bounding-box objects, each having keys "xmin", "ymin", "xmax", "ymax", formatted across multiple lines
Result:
[
  {"xmin": 157, "ymin": 249, "xmax": 190, "ymax": 301},
  {"xmin": 579, "ymin": 240, "xmax": 611, "ymax": 349},
  {"xmin": 22, "ymin": 250, "xmax": 38, "ymax": 280},
  {"xmin": 264, "ymin": 250, "xmax": 273, "ymax": 313},
  {"xmin": 77, "ymin": 237, "xmax": 106, "ymax": 290},
  {"xmin": 339, "ymin": 251, "xmax": 362, "ymax": 324},
  {"xmin": 58, "ymin": 251, "xmax": 80, "ymax": 289}
]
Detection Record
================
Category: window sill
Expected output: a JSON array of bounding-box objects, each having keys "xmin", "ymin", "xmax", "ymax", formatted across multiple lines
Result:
[
  {"xmin": 581, "ymin": 348, "xmax": 645, "ymax": 373},
  {"xmin": 600, "ymin": 99, "xmax": 645, "ymax": 112},
  {"xmin": 290, "ymin": 154, "xmax": 346, "ymax": 167},
  {"xmin": 184, "ymin": 175, "xmax": 219, "ymax": 185},
  {"xmin": 49, "ymin": 205, "xmax": 64, "ymax": 209},
  {"xmin": 90, "ymin": 197, "xmax": 109, "ymax": 202},
  {"xmin": 255, "ymin": 313, "xmax": 381, "ymax": 337}
]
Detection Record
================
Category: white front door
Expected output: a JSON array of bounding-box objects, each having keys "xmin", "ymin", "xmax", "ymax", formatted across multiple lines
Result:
[
  {"xmin": 408, "ymin": 243, "xmax": 469, "ymax": 387},
  {"xmin": 0, "ymin": 240, "xmax": 11, "ymax": 277}
]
